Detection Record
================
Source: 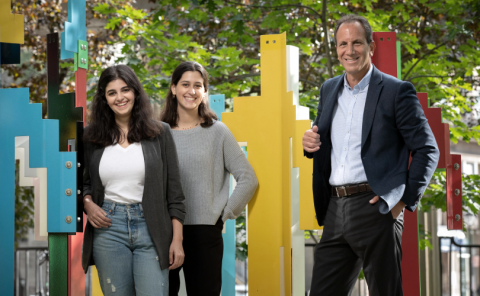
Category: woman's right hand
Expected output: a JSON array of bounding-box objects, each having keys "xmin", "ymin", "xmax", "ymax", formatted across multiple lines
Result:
[{"xmin": 83, "ymin": 195, "xmax": 112, "ymax": 228}]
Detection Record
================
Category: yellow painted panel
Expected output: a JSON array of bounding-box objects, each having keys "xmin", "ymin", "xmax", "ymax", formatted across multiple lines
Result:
[
  {"xmin": 92, "ymin": 266, "xmax": 104, "ymax": 296},
  {"xmin": 222, "ymin": 32, "xmax": 320, "ymax": 296},
  {"xmin": 294, "ymin": 121, "xmax": 322, "ymax": 230},
  {"xmin": 0, "ymin": 0, "xmax": 25, "ymax": 44}
]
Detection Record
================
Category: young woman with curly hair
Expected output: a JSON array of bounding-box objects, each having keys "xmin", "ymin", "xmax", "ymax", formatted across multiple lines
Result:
[{"xmin": 82, "ymin": 64, "xmax": 186, "ymax": 296}]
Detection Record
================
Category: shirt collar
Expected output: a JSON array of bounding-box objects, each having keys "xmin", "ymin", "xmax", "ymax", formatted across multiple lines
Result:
[{"xmin": 343, "ymin": 64, "xmax": 373, "ymax": 91}]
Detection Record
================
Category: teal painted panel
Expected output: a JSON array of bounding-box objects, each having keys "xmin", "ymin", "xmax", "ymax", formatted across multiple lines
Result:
[
  {"xmin": 211, "ymin": 93, "xmax": 236, "ymax": 296},
  {"xmin": 61, "ymin": 0, "xmax": 87, "ymax": 59},
  {"xmin": 210, "ymin": 94, "xmax": 225, "ymax": 122},
  {"xmin": 60, "ymin": 32, "xmax": 74, "ymax": 60},
  {"xmin": 0, "ymin": 88, "xmax": 77, "ymax": 234}
]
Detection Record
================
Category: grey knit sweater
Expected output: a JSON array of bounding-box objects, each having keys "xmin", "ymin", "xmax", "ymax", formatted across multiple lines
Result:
[{"xmin": 171, "ymin": 121, "xmax": 258, "ymax": 225}]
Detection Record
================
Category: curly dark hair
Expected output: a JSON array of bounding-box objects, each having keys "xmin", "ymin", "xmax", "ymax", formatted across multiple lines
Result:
[
  {"xmin": 160, "ymin": 61, "xmax": 217, "ymax": 128},
  {"xmin": 83, "ymin": 64, "xmax": 162, "ymax": 146}
]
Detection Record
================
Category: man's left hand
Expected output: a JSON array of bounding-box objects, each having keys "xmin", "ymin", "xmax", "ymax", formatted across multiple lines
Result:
[{"xmin": 369, "ymin": 196, "xmax": 406, "ymax": 219}]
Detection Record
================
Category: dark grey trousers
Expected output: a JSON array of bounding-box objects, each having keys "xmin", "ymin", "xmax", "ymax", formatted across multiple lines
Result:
[{"xmin": 310, "ymin": 191, "xmax": 404, "ymax": 296}]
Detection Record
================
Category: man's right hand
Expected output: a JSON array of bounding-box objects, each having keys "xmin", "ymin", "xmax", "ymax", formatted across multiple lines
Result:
[
  {"xmin": 84, "ymin": 195, "xmax": 111, "ymax": 228},
  {"xmin": 303, "ymin": 125, "xmax": 321, "ymax": 153}
]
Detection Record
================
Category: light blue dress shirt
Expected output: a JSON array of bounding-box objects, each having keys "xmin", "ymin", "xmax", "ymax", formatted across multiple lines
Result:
[{"xmin": 329, "ymin": 66, "xmax": 373, "ymax": 186}]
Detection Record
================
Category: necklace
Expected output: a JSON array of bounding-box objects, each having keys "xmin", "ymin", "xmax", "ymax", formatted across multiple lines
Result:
[{"xmin": 180, "ymin": 122, "xmax": 200, "ymax": 130}]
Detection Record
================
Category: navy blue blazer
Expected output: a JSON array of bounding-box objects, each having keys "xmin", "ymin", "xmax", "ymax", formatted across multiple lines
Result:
[{"xmin": 305, "ymin": 65, "xmax": 440, "ymax": 227}]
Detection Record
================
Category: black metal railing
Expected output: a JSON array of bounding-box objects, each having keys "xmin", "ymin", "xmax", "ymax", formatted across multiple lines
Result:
[
  {"xmin": 439, "ymin": 236, "xmax": 480, "ymax": 296},
  {"xmin": 15, "ymin": 247, "xmax": 49, "ymax": 296}
]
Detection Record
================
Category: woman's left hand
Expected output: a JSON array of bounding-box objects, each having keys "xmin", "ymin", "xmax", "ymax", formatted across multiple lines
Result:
[{"xmin": 168, "ymin": 239, "xmax": 185, "ymax": 270}]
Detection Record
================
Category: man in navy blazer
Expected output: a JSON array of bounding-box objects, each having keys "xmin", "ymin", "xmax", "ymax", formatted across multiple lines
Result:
[{"xmin": 303, "ymin": 15, "xmax": 439, "ymax": 296}]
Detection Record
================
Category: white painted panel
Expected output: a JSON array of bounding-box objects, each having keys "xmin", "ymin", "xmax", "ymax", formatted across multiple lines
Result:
[
  {"xmin": 37, "ymin": 168, "xmax": 47, "ymax": 239},
  {"xmin": 287, "ymin": 45, "xmax": 310, "ymax": 121},
  {"xmin": 287, "ymin": 45, "xmax": 306, "ymax": 296},
  {"xmin": 179, "ymin": 269, "xmax": 187, "ymax": 296},
  {"xmin": 15, "ymin": 136, "xmax": 37, "ymax": 177}
]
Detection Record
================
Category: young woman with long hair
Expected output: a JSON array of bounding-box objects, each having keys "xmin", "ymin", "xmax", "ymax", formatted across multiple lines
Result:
[
  {"xmin": 161, "ymin": 61, "xmax": 258, "ymax": 295},
  {"xmin": 82, "ymin": 64, "xmax": 186, "ymax": 296}
]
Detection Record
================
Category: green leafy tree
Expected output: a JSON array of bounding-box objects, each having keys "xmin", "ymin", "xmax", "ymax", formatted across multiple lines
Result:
[
  {"xmin": 14, "ymin": 161, "xmax": 34, "ymax": 248},
  {"xmin": 92, "ymin": 0, "xmax": 480, "ymax": 255}
]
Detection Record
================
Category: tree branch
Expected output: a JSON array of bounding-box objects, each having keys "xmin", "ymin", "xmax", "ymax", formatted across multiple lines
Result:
[
  {"xmin": 407, "ymin": 75, "xmax": 454, "ymax": 81},
  {"xmin": 403, "ymin": 40, "xmax": 448, "ymax": 80},
  {"xmin": 227, "ymin": 73, "xmax": 260, "ymax": 82},
  {"xmin": 321, "ymin": 0, "xmax": 333, "ymax": 78},
  {"xmin": 224, "ymin": 0, "xmax": 323, "ymax": 20},
  {"xmin": 300, "ymin": 78, "xmax": 321, "ymax": 88}
]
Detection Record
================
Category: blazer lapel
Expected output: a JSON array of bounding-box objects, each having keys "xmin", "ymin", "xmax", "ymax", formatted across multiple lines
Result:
[
  {"xmin": 318, "ymin": 74, "xmax": 344, "ymax": 137},
  {"xmin": 361, "ymin": 66, "xmax": 383, "ymax": 148}
]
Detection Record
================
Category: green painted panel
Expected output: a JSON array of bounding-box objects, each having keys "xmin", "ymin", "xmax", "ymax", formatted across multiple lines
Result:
[
  {"xmin": 48, "ymin": 234, "xmax": 68, "ymax": 296},
  {"xmin": 78, "ymin": 40, "xmax": 88, "ymax": 70},
  {"xmin": 74, "ymin": 52, "xmax": 77, "ymax": 72},
  {"xmin": 396, "ymin": 41, "xmax": 401, "ymax": 80}
]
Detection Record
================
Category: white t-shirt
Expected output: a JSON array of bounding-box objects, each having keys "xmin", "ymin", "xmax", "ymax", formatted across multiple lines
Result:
[{"xmin": 99, "ymin": 142, "xmax": 145, "ymax": 204}]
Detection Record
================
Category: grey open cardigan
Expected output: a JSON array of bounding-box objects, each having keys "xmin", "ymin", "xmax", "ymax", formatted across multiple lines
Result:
[{"xmin": 82, "ymin": 122, "xmax": 186, "ymax": 272}]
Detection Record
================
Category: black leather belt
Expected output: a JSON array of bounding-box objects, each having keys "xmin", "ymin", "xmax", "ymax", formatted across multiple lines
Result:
[{"xmin": 332, "ymin": 183, "xmax": 372, "ymax": 197}]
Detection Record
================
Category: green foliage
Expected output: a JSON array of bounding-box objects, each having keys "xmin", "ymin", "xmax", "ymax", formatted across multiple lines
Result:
[
  {"xmin": 235, "ymin": 211, "xmax": 248, "ymax": 261},
  {"xmin": 418, "ymin": 224, "xmax": 433, "ymax": 251},
  {"xmin": 358, "ymin": 269, "xmax": 365, "ymax": 280},
  {"xmin": 421, "ymin": 172, "xmax": 480, "ymax": 228},
  {"xmin": 15, "ymin": 162, "xmax": 34, "ymax": 248}
]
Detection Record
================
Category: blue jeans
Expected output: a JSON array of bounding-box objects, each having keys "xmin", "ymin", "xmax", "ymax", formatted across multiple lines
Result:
[{"xmin": 93, "ymin": 201, "xmax": 169, "ymax": 296}]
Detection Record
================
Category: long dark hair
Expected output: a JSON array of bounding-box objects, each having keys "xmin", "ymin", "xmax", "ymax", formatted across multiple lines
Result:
[
  {"xmin": 160, "ymin": 61, "xmax": 217, "ymax": 128},
  {"xmin": 84, "ymin": 64, "xmax": 162, "ymax": 146}
]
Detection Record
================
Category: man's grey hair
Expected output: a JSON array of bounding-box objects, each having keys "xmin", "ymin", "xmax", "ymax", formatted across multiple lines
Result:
[{"xmin": 334, "ymin": 15, "xmax": 373, "ymax": 45}]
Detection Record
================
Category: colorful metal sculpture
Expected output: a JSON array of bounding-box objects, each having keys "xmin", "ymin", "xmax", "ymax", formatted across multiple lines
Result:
[
  {"xmin": 222, "ymin": 33, "xmax": 312, "ymax": 295},
  {"xmin": 0, "ymin": 87, "xmax": 77, "ymax": 295}
]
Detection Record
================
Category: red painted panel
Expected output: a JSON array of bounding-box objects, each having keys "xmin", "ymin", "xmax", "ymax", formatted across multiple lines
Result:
[
  {"xmin": 447, "ymin": 155, "xmax": 462, "ymax": 230},
  {"xmin": 75, "ymin": 68, "xmax": 87, "ymax": 125},
  {"xmin": 401, "ymin": 210, "xmax": 421, "ymax": 295},
  {"xmin": 68, "ymin": 213, "xmax": 87, "ymax": 296},
  {"xmin": 418, "ymin": 93, "xmax": 448, "ymax": 168},
  {"xmin": 417, "ymin": 92, "xmax": 429, "ymax": 110},
  {"xmin": 441, "ymin": 124, "xmax": 452, "ymax": 169},
  {"xmin": 372, "ymin": 32, "xmax": 397, "ymax": 77},
  {"xmin": 373, "ymin": 31, "xmax": 420, "ymax": 296}
]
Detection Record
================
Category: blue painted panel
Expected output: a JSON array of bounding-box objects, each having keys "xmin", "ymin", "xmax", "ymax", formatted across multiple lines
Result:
[
  {"xmin": 61, "ymin": 0, "xmax": 87, "ymax": 59},
  {"xmin": 222, "ymin": 219, "xmax": 236, "ymax": 295},
  {"xmin": 60, "ymin": 32, "xmax": 74, "ymax": 60},
  {"xmin": 210, "ymin": 94, "xmax": 225, "ymax": 122},
  {"xmin": 0, "ymin": 88, "xmax": 77, "ymax": 235},
  {"xmin": 210, "ymin": 94, "xmax": 236, "ymax": 296},
  {"xmin": 0, "ymin": 130, "xmax": 15, "ymax": 296}
]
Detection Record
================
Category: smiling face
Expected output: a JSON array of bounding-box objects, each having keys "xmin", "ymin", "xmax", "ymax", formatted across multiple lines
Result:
[
  {"xmin": 171, "ymin": 71, "xmax": 206, "ymax": 112},
  {"xmin": 105, "ymin": 79, "xmax": 135, "ymax": 120},
  {"xmin": 336, "ymin": 21, "xmax": 375, "ymax": 85}
]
